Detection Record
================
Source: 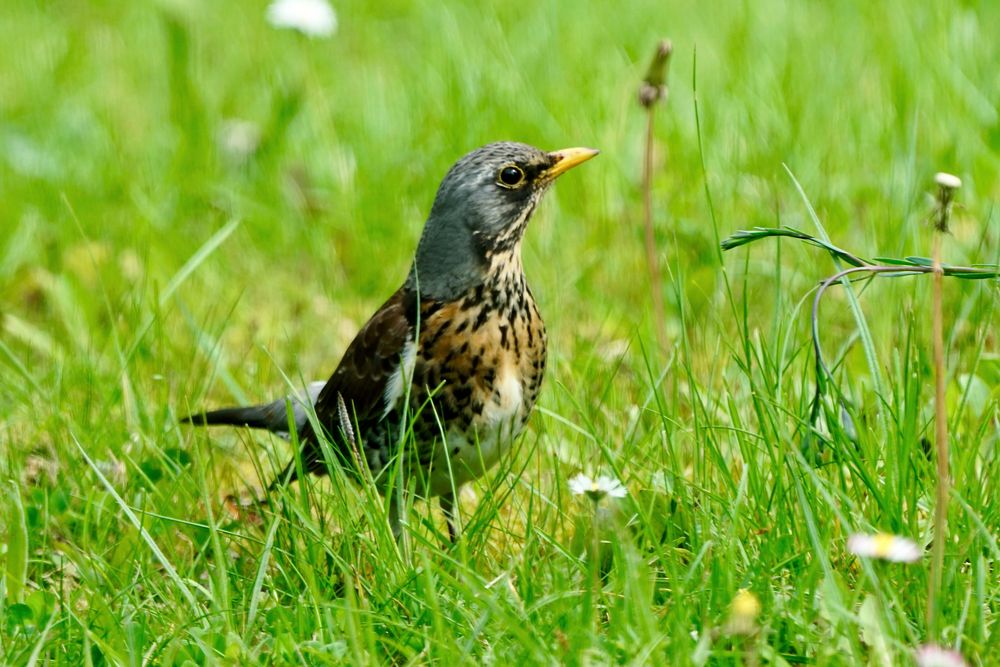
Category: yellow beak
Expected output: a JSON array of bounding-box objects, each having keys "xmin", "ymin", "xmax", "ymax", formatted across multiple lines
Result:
[{"xmin": 542, "ymin": 147, "xmax": 600, "ymax": 180}]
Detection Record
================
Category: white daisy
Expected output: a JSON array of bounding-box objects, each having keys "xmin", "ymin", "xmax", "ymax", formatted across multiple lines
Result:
[
  {"xmin": 266, "ymin": 0, "xmax": 337, "ymax": 38},
  {"xmin": 915, "ymin": 644, "xmax": 967, "ymax": 667},
  {"xmin": 846, "ymin": 533, "xmax": 922, "ymax": 563},
  {"xmin": 569, "ymin": 473, "xmax": 627, "ymax": 501}
]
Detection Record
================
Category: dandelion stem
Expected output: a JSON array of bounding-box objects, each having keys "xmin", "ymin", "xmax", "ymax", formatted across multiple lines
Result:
[
  {"xmin": 927, "ymin": 232, "xmax": 948, "ymax": 633},
  {"xmin": 638, "ymin": 40, "xmax": 672, "ymax": 354},
  {"xmin": 927, "ymin": 174, "xmax": 958, "ymax": 634},
  {"xmin": 927, "ymin": 173, "xmax": 959, "ymax": 634}
]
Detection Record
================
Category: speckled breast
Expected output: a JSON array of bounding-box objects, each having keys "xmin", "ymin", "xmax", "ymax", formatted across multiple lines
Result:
[{"xmin": 407, "ymin": 261, "xmax": 547, "ymax": 494}]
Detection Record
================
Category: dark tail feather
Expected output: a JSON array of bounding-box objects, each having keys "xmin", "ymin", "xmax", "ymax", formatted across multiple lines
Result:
[
  {"xmin": 184, "ymin": 407, "xmax": 303, "ymax": 495},
  {"xmin": 181, "ymin": 382, "xmax": 325, "ymax": 438},
  {"xmin": 181, "ymin": 406, "xmax": 282, "ymax": 431}
]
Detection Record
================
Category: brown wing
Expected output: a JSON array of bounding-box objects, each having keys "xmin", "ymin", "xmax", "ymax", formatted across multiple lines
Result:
[{"xmin": 273, "ymin": 287, "xmax": 415, "ymax": 484}]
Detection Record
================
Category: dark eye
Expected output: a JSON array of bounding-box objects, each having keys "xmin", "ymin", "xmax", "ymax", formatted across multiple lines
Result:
[{"xmin": 497, "ymin": 165, "xmax": 525, "ymax": 188}]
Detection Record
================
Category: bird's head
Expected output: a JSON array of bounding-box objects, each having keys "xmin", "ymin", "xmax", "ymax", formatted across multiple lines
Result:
[{"xmin": 410, "ymin": 141, "xmax": 598, "ymax": 299}]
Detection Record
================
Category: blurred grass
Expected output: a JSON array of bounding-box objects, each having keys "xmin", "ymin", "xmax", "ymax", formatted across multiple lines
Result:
[{"xmin": 1, "ymin": 0, "xmax": 999, "ymax": 663}]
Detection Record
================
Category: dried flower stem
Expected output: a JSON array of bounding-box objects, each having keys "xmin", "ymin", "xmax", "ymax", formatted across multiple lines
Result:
[
  {"xmin": 638, "ymin": 40, "xmax": 672, "ymax": 353},
  {"xmin": 927, "ymin": 232, "xmax": 948, "ymax": 631},
  {"xmin": 927, "ymin": 173, "xmax": 960, "ymax": 634}
]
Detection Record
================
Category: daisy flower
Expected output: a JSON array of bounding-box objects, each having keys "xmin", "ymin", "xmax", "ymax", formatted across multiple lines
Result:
[
  {"xmin": 846, "ymin": 533, "xmax": 922, "ymax": 563},
  {"xmin": 266, "ymin": 0, "xmax": 337, "ymax": 38},
  {"xmin": 915, "ymin": 644, "xmax": 967, "ymax": 667},
  {"xmin": 569, "ymin": 473, "xmax": 627, "ymax": 501}
]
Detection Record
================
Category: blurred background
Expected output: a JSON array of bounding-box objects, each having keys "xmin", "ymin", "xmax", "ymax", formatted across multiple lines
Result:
[{"xmin": 2, "ymin": 1, "xmax": 997, "ymax": 417}]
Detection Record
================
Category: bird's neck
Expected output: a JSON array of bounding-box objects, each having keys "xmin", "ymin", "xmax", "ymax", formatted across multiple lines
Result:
[
  {"xmin": 481, "ymin": 243, "xmax": 529, "ymax": 307},
  {"xmin": 485, "ymin": 243, "xmax": 524, "ymax": 279},
  {"xmin": 408, "ymin": 212, "xmax": 531, "ymax": 303}
]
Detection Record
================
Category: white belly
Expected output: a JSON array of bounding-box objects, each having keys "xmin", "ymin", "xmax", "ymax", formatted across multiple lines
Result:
[
  {"xmin": 427, "ymin": 367, "xmax": 527, "ymax": 496},
  {"xmin": 482, "ymin": 363, "xmax": 524, "ymax": 425}
]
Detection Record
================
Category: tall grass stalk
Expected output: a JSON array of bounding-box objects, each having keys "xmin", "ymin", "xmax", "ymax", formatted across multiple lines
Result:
[
  {"xmin": 638, "ymin": 40, "xmax": 672, "ymax": 354},
  {"xmin": 927, "ymin": 172, "xmax": 960, "ymax": 634}
]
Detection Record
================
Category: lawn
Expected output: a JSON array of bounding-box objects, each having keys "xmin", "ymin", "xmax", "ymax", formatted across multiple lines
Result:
[{"xmin": 1, "ymin": 0, "xmax": 998, "ymax": 664}]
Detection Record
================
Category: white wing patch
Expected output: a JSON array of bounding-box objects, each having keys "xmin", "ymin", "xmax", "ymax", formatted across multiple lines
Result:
[{"xmin": 382, "ymin": 337, "xmax": 417, "ymax": 419}]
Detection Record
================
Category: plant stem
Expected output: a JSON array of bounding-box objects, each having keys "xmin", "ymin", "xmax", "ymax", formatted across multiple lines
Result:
[
  {"xmin": 927, "ymin": 230, "xmax": 949, "ymax": 634},
  {"xmin": 810, "ymin": 265, "xmax": 927, "ymax": 420},
  {"xmin": 642, "ymin": 107, "xmax": 668, "ymax": 353},
  {"xmin": 638, "ymin": 40, "xmax": 672, "ymax": 354},
  {"xmin": 592, "ymin": 503, "xmax": 602, "ymax": 635},
  {"xmin": 926, "ymin": 173, "xmax": 958, "ymax": 635}
]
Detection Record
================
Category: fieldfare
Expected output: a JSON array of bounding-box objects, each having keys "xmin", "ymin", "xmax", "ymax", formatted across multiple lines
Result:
[{"xmin": 183, "ymin": 142, "xmax": 599, "ymax": 538}]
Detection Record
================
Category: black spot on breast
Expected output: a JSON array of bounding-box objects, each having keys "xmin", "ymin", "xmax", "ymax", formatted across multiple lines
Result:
[
  {"xmin": 424, "ymin": 321, "xmax": 447, "ymax": 350},
  {"xmin": 488, "ymin": 285, "xmax": 503, "ymax": 307},
  {"xmin": 423, "ymin": 301, "xmax": 445, "ymax": 319},
  {"xmin": 473, "ymin": 307, "xmax": 490, "ymax": 330},
  {"xmin": 451, "ymin": 383, "xmax": 472, "ymax": 405},
  {"xmin": 461, "ymin": 284, "xmax": 486, "ymax": 310},
  {"xmin": 426, "ymin": 365, "xmax": 442, "ymax": 389},
  {"xmin": 441, "ymin": 398, "xmax": 461, "ymax": 421}
]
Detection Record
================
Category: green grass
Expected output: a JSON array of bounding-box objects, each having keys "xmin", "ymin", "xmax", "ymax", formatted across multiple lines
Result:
[{"xmin": 2, "ymin": 0, "xmax": 999, "ymax": 663}]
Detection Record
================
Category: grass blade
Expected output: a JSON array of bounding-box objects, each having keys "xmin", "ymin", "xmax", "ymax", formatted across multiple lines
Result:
[
  {"xmin": 4, "ymin": 481, "xmax": 29, "ymax": 603},
  {"xmin": 71, "ymin": 433, "xmax": 206, "ymax": 626}
]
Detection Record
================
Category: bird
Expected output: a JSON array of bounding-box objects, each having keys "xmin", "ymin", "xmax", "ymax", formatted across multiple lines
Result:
[{"xmin": 183, "ymin": 141, "xmax": 599, "ymax": 539}]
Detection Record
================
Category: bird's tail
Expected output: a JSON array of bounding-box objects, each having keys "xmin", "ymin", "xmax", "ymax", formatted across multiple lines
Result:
[
  {"xmin": 180, "ymin": 382, "xmax": 326, "ymax": 438},
  {"xmin": 180, "ymin": 406, "xmax": 282, "ymax": 431},
  {"xmin": 181, "ymin": 382, "xmax": 328, "ymax": 492}
]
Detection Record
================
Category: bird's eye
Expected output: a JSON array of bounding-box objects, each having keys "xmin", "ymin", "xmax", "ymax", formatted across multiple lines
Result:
[{"xmin": 497, "ymin": 165, "xmax": 525, "ymax": 188}]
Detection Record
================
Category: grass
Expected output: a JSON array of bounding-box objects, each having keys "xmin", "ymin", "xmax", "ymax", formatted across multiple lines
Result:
[{"xmin": 2, "ymin": 0, "xmax": 999, "ymax": 663}]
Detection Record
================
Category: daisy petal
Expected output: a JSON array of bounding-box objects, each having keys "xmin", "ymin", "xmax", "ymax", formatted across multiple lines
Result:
[{"xmin": 568, "ymin": 473, "xmax": 595, "ymax": 496}]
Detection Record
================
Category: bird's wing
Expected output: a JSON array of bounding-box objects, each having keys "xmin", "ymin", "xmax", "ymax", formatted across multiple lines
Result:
[
  {"xmin": 315, "ymin": 287, "xmax": 415, "ymax": 428},
  {"xmin": 286, "ymin": 287, "xmax": 416, "ymax": 478}
]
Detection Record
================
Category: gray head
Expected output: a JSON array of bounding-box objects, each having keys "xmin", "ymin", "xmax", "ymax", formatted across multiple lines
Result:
[{"xmin": 408, "ymin": 141, "xmax": 598, "ymax": 300}]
